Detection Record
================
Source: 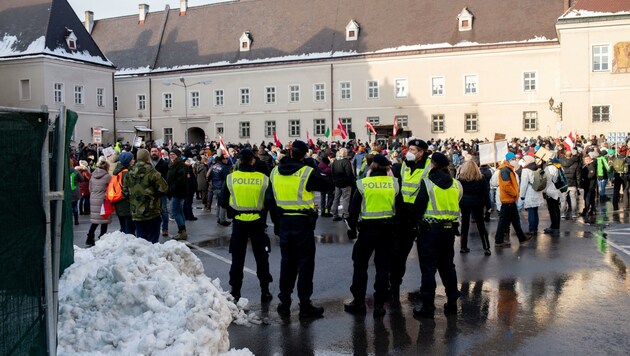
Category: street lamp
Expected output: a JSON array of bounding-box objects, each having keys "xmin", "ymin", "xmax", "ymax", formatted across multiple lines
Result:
[
  {"xmin": 162, "ymin": 77, "xmax": 211, "ymax": 144},
  {"xmin": 548, "ymin": 96, "xmax": 562, "ymax": 120}
]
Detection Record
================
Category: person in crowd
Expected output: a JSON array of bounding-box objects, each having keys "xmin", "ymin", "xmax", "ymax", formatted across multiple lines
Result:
[
  {"xmin": 195, "ymin": 157, "xmax": 209, "ymax": 209},
  {"xmin": 77, "ymin": 160, "xmax": 91, "ymax": 215},
  {"xmin": 87, "ymin": 159, "xmax": 112, "ymax": 247},
  {"xmin": 352, "ymin": 145, "xmax": 367, "ymax": 177},
  {"xmin": 519, "ymin": 155, "xmax": 545, "ymax": 237},
  {"xmin": 123, "ymin": 148, "xmax": 168, "ymax": 243},
  {"xmin": 494, "ymin": 152, "xmax": 531, "ymax": 247},
  {"xmin": 183, "ymin": 158, "xmax": 198, "ymax": 221},
  {"xmin": 344, "ymin": 154, "xmax": 399, "ymax": 317},
  {"xmin": 112, "ymin": 151, "xmax": 135, "ymax": 234},
  {"xmin": 543, "ymin": 159, "xmax": 563, "ymax": 235},
  {"xmin": 207, "ymin": 153, "xmax": 231, "ymax": 226},
  {"xmin": 457, "ymin": 160, "xmax": 492, "ymax": 256},
  {"xmin": 560, "ymin": 149, "xmax": 581, "ymax": 218},
  {"xmin": 479, "ymin": 163, "xmax": 494, "ymax": 221},
  {"xmin": 167, "ymin": 149, "xmax": 189, "ymax": 240},
  {"xmin": 258, "ymin": 145, "xmax": 276, "ymax": 175},
  {"xmin": 581, "ymin": 153, "xmax": 598, "ymax": 217},
  {"xmin": 69, "ymin": 161, "xmax": 84, "ymax": 226},
  {"xmin": 611, "ymin": 149, "xmax": 629, "ymax": 211},
  {"xmin": 317, "ymin": 156, "xmax": 334, "ymax": 217},
  {"xmin": 596, "ymin": 149, "xmax": 611, "ymax": 201},
  {"xmin": 150, "ymin": 147, "xmax": 170, "ymax": 237},
  {"xmin": 330, "ymin": 148, "xmax": 355, "ymax": 221}
]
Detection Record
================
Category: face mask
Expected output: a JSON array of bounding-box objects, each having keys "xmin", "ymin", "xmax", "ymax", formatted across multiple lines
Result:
[{"xmin": 405, "ymin": 152, "xmax": 416, "ymax": 161}]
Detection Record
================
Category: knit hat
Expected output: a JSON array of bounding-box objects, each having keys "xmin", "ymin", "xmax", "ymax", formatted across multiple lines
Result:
[
  {"xmin": 119, "ymin": 151, "xmax": 133, "ymax": 166},
  {"xmin": 137, "ymin": 149, "xmax": 150, "ymax": 163},
  {"xmin": 372, "ymin": 154, "xmax": 391, "ymax": 166},
  {"xmin": 505, "ymin": 152, "xmax": 516, "ymax": 161},
  {"xmin": 431, "ymin": 152, "xmax": 450, "ymax": 168}
]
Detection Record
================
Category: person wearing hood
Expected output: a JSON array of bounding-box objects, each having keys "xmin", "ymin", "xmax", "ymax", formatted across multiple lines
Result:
[
  {"xmin": 494, "ymin": 152, "xmax": 531, "ymax": 248},
  {"xmin": 112, "ymin": 151, "xmax": 135, "ymax": 235},
  {"xmin": 543, "ymin": 159, "xmax": 563, "ymax": 235},
  {"xmin": 559, "ymin": 149, "xmax": 581, "ymax": 218},
  {"xmin": 150, "ymin": 146, "xmax": 170, "ymax": 237},
  {"xmin": 596, "ymin": 149, "xmax": 611, "ymax": 200},
  {"xmin": 519, "ymin": 155, "xmax": 545, "ymax": 237},
  {"xmin": 412, "ymin": 152, "xmax": 462, "ymax": 319},
  {"xmin": 167, "ymin": 149, "xmax": 189, "ymax": 240},
  {"xmin": 270, "ymin": 140, "xmax": 333, "ymax": 319},
  {"xmin": 87, "ymin": 159, "xmax": 112, "ymax": 247}
]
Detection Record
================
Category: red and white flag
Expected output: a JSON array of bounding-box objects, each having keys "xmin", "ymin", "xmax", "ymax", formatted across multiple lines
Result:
[
  {"xmin": 563, "ymin": 131, "xmax": 575, "ymax": 152},
  {"xmin": 365, "ymin": 120, "xmax": 377, "ymax": 135},
  {"xmin": 306, "ymin": 130, "xmax": 314, "ymax": 147},
  {"xmin": 218, "ymin": 134, "xmax": 228, "ymax": 157},
  {"xmin": 273, "ymin": 132, "xmax": 282, "ymax": 148},
  {"xmin": 337, "ymin": 118, "xmax": 348, "ymax": 140},
  {"xmin": 393, "ymin": 117, "xmax": 399, "ymax": 136}
]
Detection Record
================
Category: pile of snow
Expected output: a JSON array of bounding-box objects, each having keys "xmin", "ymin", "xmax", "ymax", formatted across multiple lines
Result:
[{"xmin": 58, "ymin": 232, "xmax": 254, "ymax": 355}]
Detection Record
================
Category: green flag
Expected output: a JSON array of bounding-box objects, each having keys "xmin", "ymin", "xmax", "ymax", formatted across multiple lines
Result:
[{"xmin": 325, "ymin": 127, "xmax": 330, "ymax": 138}]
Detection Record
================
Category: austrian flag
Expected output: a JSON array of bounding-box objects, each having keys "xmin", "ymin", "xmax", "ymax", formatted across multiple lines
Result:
[
  {"xmin": 393, "ymin": 117, "xmax": 399, "ymax": 136},
  {"xmin": 365, "ymin": 120, "xmax": 377, "ymax": 135},
  {"xmin": 337, "ymin": 118, "xmax": 348, "ymax": 140},
  {"xmin": 563, "ymin": 131, "xmax": 575, "ymax": 152}
]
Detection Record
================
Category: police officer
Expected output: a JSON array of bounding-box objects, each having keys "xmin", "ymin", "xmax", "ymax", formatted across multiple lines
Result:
[
  {"xmin": 344, "ymin": 154, "xmax": 399, "ymax": 317},
  {"xmin": 220, "ymin": 149, "xmax": 274, "ymax": 303},
  {"xmin": 270, "ymin": 140, "xmax": 333, "ymax": 318},
  {"xmin": 413, "ymin": 152, "xmax": 462, "ymax": 319},
  {"xmin": 390, "ymin": 138, "xmax": 431, "ymax": 305}
]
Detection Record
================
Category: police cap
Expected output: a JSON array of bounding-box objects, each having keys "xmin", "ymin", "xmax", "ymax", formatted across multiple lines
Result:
[
  {"xmin": 408, "ymin": 139, "xmax": 428, "ymax": 150},
  {"xmin": 431, "ymin": 152, "xmax": 450, "ymax": 168}
]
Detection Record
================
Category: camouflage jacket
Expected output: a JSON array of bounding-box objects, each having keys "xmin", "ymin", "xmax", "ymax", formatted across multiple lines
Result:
[{"xmin": 123, "ymin": 161, "xmax": 168, "ymax": 221}]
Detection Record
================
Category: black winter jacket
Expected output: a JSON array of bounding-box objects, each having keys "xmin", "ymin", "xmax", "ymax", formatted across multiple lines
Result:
[
  {"xmin": 458, "ymin": 178, "xmax": 491, "ymax": 209},
  {"xmin": 331, "ymin": 158, "xmax": 355, "ymax": 188},
  {"xmin": 560, "ymin": 155, "xmax": 581, "ymax": 188}
]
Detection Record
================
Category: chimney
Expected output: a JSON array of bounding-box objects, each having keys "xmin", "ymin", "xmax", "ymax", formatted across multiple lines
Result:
[
  {"xmin": 84, "ymin": 11, "xmax": 94, "ymax": 34},
  {"xmin": 180, "ymin": 0, "xmax": 188, "ymax": 16},
  {"xmin": 139, "ymin": 4, "xmax": 149, "ymax": 24},
  {"xmin": 563, "ymin": 0, "xmax": 572, "ymax": 11}
]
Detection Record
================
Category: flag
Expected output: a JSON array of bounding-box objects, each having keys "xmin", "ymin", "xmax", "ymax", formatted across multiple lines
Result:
[
  {"xmin": 563, "ymin": 131, "xmax": 575, "ymax": 152},
  {"xmin": 324, "ymin": 127, "xmax": 330, "ymax": 138},
  {"xmin": 218, "ymin": 134, "xmax": 228, "ymax": 157},
  {"xmin": 337, "ymin": 118, "xmax": 348, "ymax": 140},
  {"xmin": 393, "ymin": 117, "xmax": 399, "ymax": 136},
  {"xmin": 365, "ymin": 120, "xmax": 376, "ymax": 135},
  {"xmin": 306, "ymin": 130, "xmax": 314, "ymax": 147},
  {"xmin": 273, "ymin": 132, "xmax": 282, "ymax": 148}
]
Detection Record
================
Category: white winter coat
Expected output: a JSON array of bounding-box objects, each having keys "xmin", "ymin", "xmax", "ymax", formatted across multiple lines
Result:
[
  {"xmin": 544, "ymin": 164, "xmax": 561, "ymax": 201},
  {"xmin": 519, "ymin": 168, "xmax": 545, "ymax": 209}
]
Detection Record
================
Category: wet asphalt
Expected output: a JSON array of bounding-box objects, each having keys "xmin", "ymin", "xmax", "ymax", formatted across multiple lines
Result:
[{"xmin": 72, "ymin": 192, "xmax": 630, "ymax": 355}]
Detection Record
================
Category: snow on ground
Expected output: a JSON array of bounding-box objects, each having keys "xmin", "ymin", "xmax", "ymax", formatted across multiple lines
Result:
[{"xmin": 58, "ymin": 232, "xmax": 255, "ymax": 355}]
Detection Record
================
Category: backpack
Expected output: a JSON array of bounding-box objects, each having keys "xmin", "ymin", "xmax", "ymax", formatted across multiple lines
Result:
[
  {"xmin": 553, "ymin": 167, "xmax": 569, "ymax": 193},
  {"xmin": 612, "ymin": 157, "xmax": 629, "ymax": 174},
  {"xmin": 531, "ymin": 169, "xmax": 546, "ymax": 192},
  {"xmin": 106, "ymin": 169, "xmax": 127, "ymax": 203}
]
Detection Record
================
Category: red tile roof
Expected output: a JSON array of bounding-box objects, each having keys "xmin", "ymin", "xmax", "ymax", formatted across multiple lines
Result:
[{"xmin": 572, "ymin": 0, "xmax": 630, "ymax": 13}]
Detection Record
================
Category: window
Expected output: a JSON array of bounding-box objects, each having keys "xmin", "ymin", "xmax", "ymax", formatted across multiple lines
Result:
[
  {"xmin": 289, "ymin": 120, "xmax": 301, "ymax": 137},
  {"xmin": 431, "ymin": 77, "xmax": 445, "ymax": 96},
  {"xmin": 114, "ymin": 96, "xmax": 118, "ymax": 111},
  {"xmin": 395, "ymin": 116, "xmax": 408, "ymax": 128},
  {"xmin": 265, "ymin": 86, "xmax": 276, "ymax": 104},
  {"xmin": 314, "ymin": 83, "xmax": 326, "ymax": 102},
  {"xmin": 54, "ymin": 83, "xmax": 64, "ymax": 103},
  {"xmin": 346, "ymin": 20, "xmax": 359, "ymax": 41},
  {"xmin": 340, "ymin": 117, "xmax": 352, "ymax": 133},
  {"xmin": 523, "ymin": 111, "xmax": 538, "ymax": 131},
  {"xmin": 96, "ymin": 88, "xmax": 105, "ymax": 107},
  {"xmin": 314, "ymin": 119, "xmax": 326, "ymax": 135},
  {"xmin": 431, "ymin": 114, "xmax": 445, "ymax": 133},
  {"xmin": 465, "ymin": 113, "xmax": 478, "ymax": 132},
  {"xmin": 265, "ymin": 121, "xmax": 276, "ymax": 137},
  {"xmin": 163, "ymin": 93, "xmax": 172, "ymax": 109},
  {"xmin": 163, "ymin": 128, "xmax": 173, "ymax": 144},
  {"xmin": 240, "ymin": 32, "xmax": 251, "ymax": 52},
  {"xmin": 464, "ymin": 75, "xmax": 478, "ymax": 95},
  {"xmin": 190, "ymin": 91, "xmax": 200, "ymax": 108},
  {"xmin": 214, "ymin": 89, "xmax": 224, "ymax": 107},
  {"xmin": 239, "ymin": 121, "xmax": 250, "ymax": 138},
  {"xmin": 592, "ymin": 45, "xmax": 610, "ymax": 72},
  {"xmin": 523, "ymin": 72, "xmax": 537, "ymax": 91},
  {"xmin": 592, "ymin": 106, "xmax": 610, "ymax": 122},
  {"xmin": 216, "ymin": 122, "xmax": 224, "ymax": 136},
  {"xmin": 65, "ymin": 30, "xmax": 77, "ymax": 50},
  {"xmin": 240, "ymin": 88, "xmax": 250, "ymax": 105},
  {"xmin": 289, "ymin": 85, "xmax": 300, "ymax": 103},
  {"xmin": 20, "ymin": 79, "xmax": 30, "ymax": 100},
  {"xmin": 340, "ymin": 81, "xmax": 352, "ymax": 100},
  {"xmin": 367, "ymin": 81, "xmax": 379, "ymax": 99},
  {"xmin": 137, "ymin": 94, "xmax": 146, "ymax": 110},
  {"xmin": 458, "ymin": 8, "xmax": 473, "ymax": 31},
  {"xmin": 367, "ymin": 116, "xmax": 380, "ymax": 125},
  {"xmin": 395, "ymin": 79, "xmax": 408, "ymax": 98},
  {"xmin": 74, "ymin": 85, "xmax": 84, "ymax": 104}
]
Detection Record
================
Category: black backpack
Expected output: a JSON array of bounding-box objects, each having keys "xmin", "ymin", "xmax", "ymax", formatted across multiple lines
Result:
[{"xmin": 554, "ymin": 168, "xmax": 569, "ymax": 193}]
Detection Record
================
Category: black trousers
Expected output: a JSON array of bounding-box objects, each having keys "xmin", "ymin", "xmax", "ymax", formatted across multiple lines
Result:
[
  {"xmin": 418, "ymin": 225, "xmax": 460, "ymax": 305},
  {"xmin": 494, "ymin": 203, "xmax": 526, "ymax": 243},
  {"xmin": 350, "ymin": 222, "xmax": 392, "ymax": 304},
  {"xmin": 460, "ymin": 205, "xmax": 490, "ymax": 250},
  {"xmin": 135, "ymin": 216, "xmax": 161, "ymax": 243},
  {"xmin": 229, "ymin": 219, "xmax": 272, "ymax": 292},
  {"xmin": 278, "ymin": 215, "xmax": 316, "ymax": 304},
  {"xmin": 118, "ymin": 215, "xmax": 135, "ymax": 235},
  {"xmin": 389, "ymin": 222, "xmax": 417, "ymax": 290},
  {"xmin": 546, "ymin": 197, "xmax": 561, "ymax": 229},
  {"xmin": 612, "ymin": 174, "xmax": 629, "ymax": 210},
  {"xmin": 583, "ymin": 187, "xmax": 596, "ymax": 214}
]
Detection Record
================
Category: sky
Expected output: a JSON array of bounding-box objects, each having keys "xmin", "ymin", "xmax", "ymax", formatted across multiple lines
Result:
[
  {"xmin": 58, "ymin": 231, "xmax": 255, "ymax": 355},
  {"xmin": 67, "ymin": 0, "xmax": 228, "ymax": 20}
]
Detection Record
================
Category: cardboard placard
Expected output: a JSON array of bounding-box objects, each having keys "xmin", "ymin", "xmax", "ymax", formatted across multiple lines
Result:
[
  {"xmin": 493, "ymin": 133, "xmax": 506, "ymax": 141},
  {"xmin": 102, "ymin": 147, "xmax": 116, "ymax": 158},
  {"xmin": 479, "ymin": 140, "xmax": 509, "ymax": 165},
  {"xmin": 133, "ymin": 136, "xmax": 143, "ymax": 148},
  {"xmin": 535, "ymin": 147, "xmax": 553, "ymax": 162}
]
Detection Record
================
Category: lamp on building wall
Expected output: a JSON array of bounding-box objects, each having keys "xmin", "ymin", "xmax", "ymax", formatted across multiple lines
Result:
[
  {"xmin": 162, "ymin": 77, "xmax": 211, "ymax": 144},
  {"xmin": 548, "ymin": 97, "xmax": 562, "ymax": 120}
]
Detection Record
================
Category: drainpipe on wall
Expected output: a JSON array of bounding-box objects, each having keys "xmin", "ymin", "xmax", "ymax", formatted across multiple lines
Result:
[
  {"xmin": 149, "ymin": 77, "xmax": 153, "ymax": 142},
  {"xmin": 112, "ymin": 72, "xmax": 116, "ymax": 142},
  {"xmin": 330, "ymin": 63, "xmax": 334, "ymax": 143}
]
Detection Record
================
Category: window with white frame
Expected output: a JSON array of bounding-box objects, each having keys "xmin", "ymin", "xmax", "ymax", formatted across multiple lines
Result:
[
  {"xmin": 96, "ymin": 88, "xmax": 105, "ymax": 107},
  {"xmin": 592, "ymin": 106, "xmax": 610, "ymax": 122},
  {"xmin": 289, "ymin": 85, "xmax": 300, "ymax": 103},
  {"xmin": 431, "ymin": 114, "xmax": 445, "ymax": 133},
  {"xmin": 265, "ymin": 86, "xmax": 276, "ymax": 104},
  {"xmin": 465, "ymin": 113, "xmax": 478, "ymax": 132},
  {"xmin": 289, "ymin": 120, "xmax": 301, "ymax": 137},
  {"xmin": 431, "ymin": 77, "xmax": 445, "ymax": 96},
  {"xmin": 314, "ymin": 119, "xmax": 326, "ymax": 135},
  {"xmin": 367, "ymin": 81, "xmax": 379, "ymax": 99},
  {"xmin": 137, "ymin": 94, "xmax": 146, "ymax": 110},
  {"xmin": 523, "ymin": 72, "xmax": 537, "ymax": 91},
  {"xmin": 395, "ymin": 115, "xmax": 408, "ymax": 128},
  {"xmin": 265, "ymin": 121, "xmax": 276, "ymax": 137},
  {"xmin": 395, "ymin": 79, "xmax": 408, "ymax": 98},
  {"xmin": 20, "ymin": 79, "xmax": 31, "ymax": 100},
  {"xmin": 458, "ymin": 8, "xmax": 473, "ymax": 31},
  {"xmin": 592, "ymin": 45, "xmax": 610, "ymax": 72},
  {"xmin": 340, "ymin": 117, "xmax": 352, "ymax": 133},
  {"xmin": 340, "ymin": 81, "xmax": 351, "ymax": 100},
  {"xmin": 190, "ymin": 91, "xmax": 200, "ymax": 108},
  {"xmin": 163, "ymin": 128, "xmax": 173, "ymax": 143},
  {"xmin": 163, "ymin": 93, "xmax": 172, "ymax": 109},
  {"xmin": 54, "ymin": 83, "xmax": 64, "ymax": 103},
  {"xmin": 239, "ymin": 121, "xmax": 250, "ymax": 138},
  {"xmin": 240, "ymin": 88, "xmax": 250, "ymax": 105},
  {"xmin": 314, "ymin": 83, "xmax": 325, "ymax": 102},
  {"xmin": 367, "ymin": 116, "xmax": 380, "ymax": 125},
  {"xmin": 74, "ymin": 85, "xmax": 84, "ymax": 104},
  {"xmin": 114, "ymin": 96, "xmax": 118, "ymax": 111},
  {"xmin": 464, "ymin": 75, "xmax": 478, "ymax": 95},
  {"xmin": 523, "ymin": 111, "xmax": 538, "ymax": 131},
  {"xmin": 216, "ymin": 122, "xmax": 224, "ymax": 136},
  {"xmin": 214, "ymin": 89, "xmax": 224, "ymax": 106}
]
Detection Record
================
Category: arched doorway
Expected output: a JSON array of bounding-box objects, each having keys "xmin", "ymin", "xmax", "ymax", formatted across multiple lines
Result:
[{"xmin": 188, "ymin": 127, "xmax": 206, "ymax": 144}]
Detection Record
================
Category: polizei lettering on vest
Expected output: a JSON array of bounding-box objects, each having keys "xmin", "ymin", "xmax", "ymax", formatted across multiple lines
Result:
[
  {"xmin": 364, "ymin": 181, "xmax": 394, "ymax": 189},
  {"xmin": 233, "ymin": 177, "xmax": 263, "ymax": 185}
]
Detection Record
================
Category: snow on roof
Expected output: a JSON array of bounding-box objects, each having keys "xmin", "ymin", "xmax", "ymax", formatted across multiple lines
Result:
[
  {"xmin": 0, "ymin": 34, "xmax": 113, "ymax": 66},
  {"xmin": 561, "ymin": 9, "xmax": 630, "ymax": 19}
]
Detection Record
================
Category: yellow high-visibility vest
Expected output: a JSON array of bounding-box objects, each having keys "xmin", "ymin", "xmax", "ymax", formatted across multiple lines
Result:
[
  {"xmin": 227, "ymin": 170, "xmax": 269, "ymax": 221},
  {"xmin": 270, "ymin": 165, "xmax": 314, "ymax": 214},
  {"xmin": 400, "ymin": 159, "xmax": 430, "ymax": 203},
  {"xmin": 356, "ymin": 176, "xmax": 399, "ymax": 220},
  {"xmin": 422, "ymin": 177, "xmax": 462, "ymax": 221}
]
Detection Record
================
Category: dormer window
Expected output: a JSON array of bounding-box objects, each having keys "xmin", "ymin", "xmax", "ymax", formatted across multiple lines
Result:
[
  {"xmin": 345, "ymin": 20, "xmax": 359, "ymax": 41},
  {"xmin": 457, "ymin": 8, "xmax": 473, "ymax": 32},
  {"xmin": 240, "ymin": 32, "xmax": 252, "ymax": 52},
  {"xmin": 65, "ymin": 28, "xmax": 77, "ymax": 50}
]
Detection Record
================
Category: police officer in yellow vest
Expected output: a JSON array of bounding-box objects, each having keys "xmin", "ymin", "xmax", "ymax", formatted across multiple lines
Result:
[
  {"xmin": 343, "ymin": 154, "xmax": 399, "ymax": 317},
  {"xmin": 412, "ymin": 152, "xmax": 463, "ymax": 319},
  {"xmin": 220, "ymin": 149, "xmax": 275, "ymax": 303},
  {"xmin": 390, "ymin": 138, "xmax": 431, "ymax": 306},
  {"xmin": 270, "ymin": 140, "xmax": 334, "ymax": 318}
]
